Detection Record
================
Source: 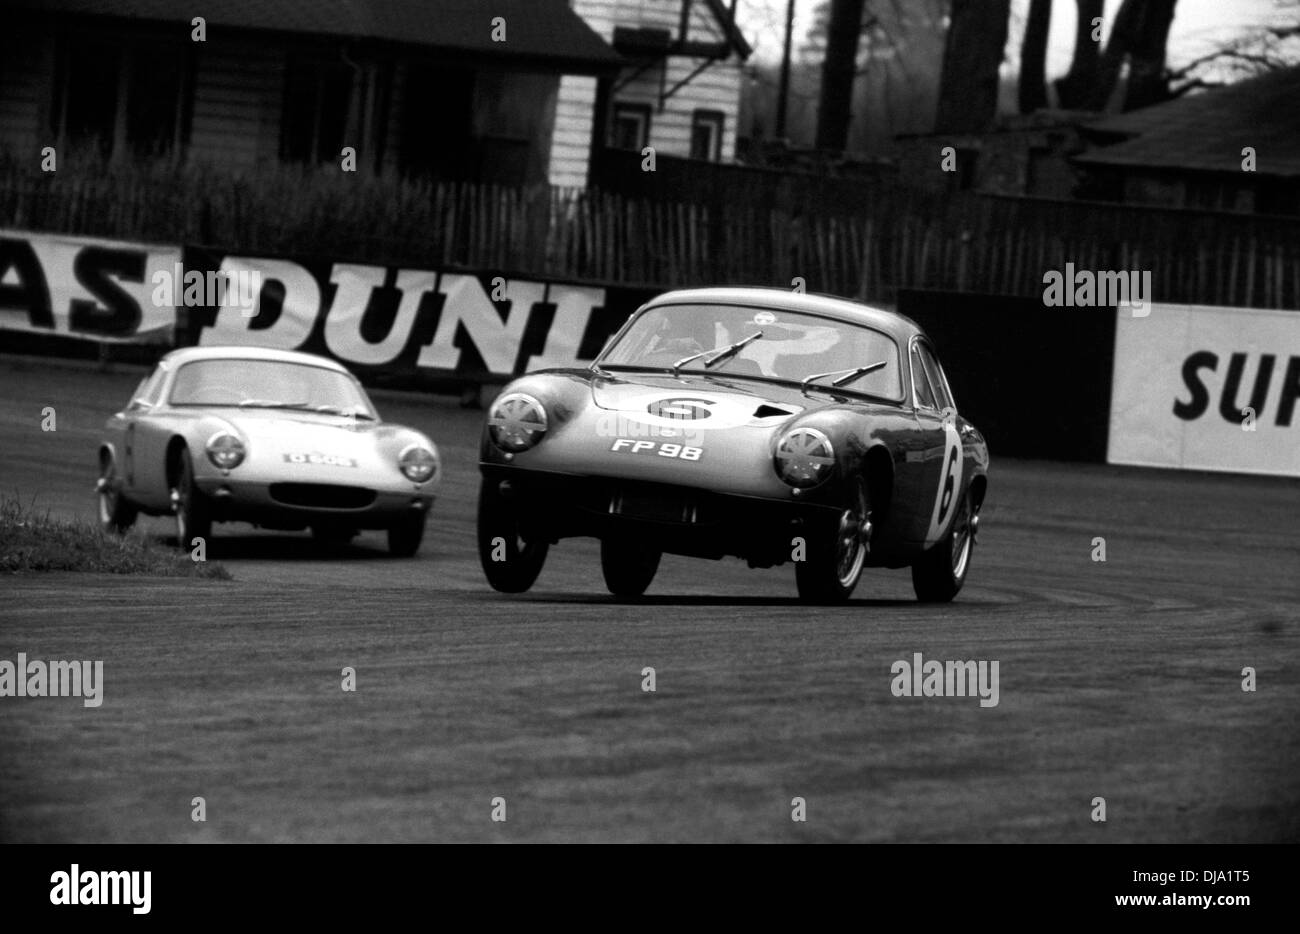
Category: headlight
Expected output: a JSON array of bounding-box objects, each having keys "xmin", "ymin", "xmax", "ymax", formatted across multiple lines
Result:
[
  {"xmin": 774, "ymin": 427, "xmax": 834, "ymax": 488},
  {"xmin": 206, "ymin": 431, "xmax": 245, "ymax": 469},
  {"xmin": 399, "ymin": 444, "xmax": 439, "ymax": 483},
  {"xmin": 487, "ymin": 392, "xmax": 548, "ymax": 453}
]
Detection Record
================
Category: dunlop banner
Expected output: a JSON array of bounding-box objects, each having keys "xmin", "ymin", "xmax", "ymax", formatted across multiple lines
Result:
[
  {"xmin": 177, "ymin": 247, "xmax": 652, "ymax": 378},
  {"xmin": 0, "ymin": 228, "xmax": 180, "ymax": 343},
  {"xmin": 0, "ymin": 228, "xmax": 657, "ymax": 377}
]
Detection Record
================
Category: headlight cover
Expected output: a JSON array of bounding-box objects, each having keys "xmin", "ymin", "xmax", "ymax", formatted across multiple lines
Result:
[
  {"xmin": 206, "ymin": 431, "xmax": 246, "ymax": 470},
  {"xmin": 774, "ymin": 426, "xmax": 834, "ymax": 488},
  {"xmin": 399, "ymin": 444, "xmax": 439, "ymax": 483},
  {"xmin": 488, "ymin": 392, "xmax": 548, "ymax": 453}
]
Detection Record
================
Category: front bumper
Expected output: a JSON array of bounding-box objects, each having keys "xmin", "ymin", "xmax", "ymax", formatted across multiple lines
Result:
[
  {"xmin": 195, "ymin": 476, "xmax": 434, "ymax": 529},
  {"xmin": 481, "ymin": 463, "xmax": 841, "ymax": 566}
]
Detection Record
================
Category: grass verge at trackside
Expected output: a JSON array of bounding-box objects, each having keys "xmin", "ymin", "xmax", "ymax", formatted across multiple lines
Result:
[{"xmin": 0, "ymin": 495, "xmax": 231, "ymax": 580}]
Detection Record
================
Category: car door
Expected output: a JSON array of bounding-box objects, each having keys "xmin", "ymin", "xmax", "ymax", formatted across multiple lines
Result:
[
  {"xmin": 123, "ymin": 365, "xmax": 171, "ymax": 507},
  {"xmin": 905, "ymin": 338, "xmax": 958, "ymax": 548}
]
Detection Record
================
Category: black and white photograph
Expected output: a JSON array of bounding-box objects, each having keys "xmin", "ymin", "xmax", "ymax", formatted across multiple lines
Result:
[{"xmin": 0, "ymin": 0, "xmax": 1296, "ymax": 910}]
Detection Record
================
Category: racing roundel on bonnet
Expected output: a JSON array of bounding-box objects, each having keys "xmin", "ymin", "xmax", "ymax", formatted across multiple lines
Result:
[{"xmin": 647, "ymin": 398, "xmax": 714, "ymax": 420}]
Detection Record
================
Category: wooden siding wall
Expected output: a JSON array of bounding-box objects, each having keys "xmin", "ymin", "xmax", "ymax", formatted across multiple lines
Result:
[
  {"xmin": 0, "ymin": 22, "xmax": 564, "ymax": 185},
  {"xmin": 188, "ymin": 41, "xmax": 283, "ymax": 168}
]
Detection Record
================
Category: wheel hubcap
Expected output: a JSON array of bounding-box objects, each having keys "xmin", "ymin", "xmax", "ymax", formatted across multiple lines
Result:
[
  {"xmin": 98, "ymin": 467, "xmax": 115, "ymax": 525},
  {"xmin": 172, "ymin": 486, "xmax": 186, "ymax": 541},
  {"xmin": 835, "ymin": 485, "xmax": 870, "ymax": 588},
  {"xmin": 951, "ymin": 494, "xmax": 973, "ymax": 579}
]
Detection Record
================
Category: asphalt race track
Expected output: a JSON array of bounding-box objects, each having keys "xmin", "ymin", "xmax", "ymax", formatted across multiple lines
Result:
[{"xmin": 1, "ymin": 354, "xmax": 1297, "ymax": 843}]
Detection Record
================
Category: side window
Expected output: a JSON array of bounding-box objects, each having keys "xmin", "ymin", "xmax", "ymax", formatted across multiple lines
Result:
[
  {"xmin": 131, "ymin": 367, "xmax": 166, "ymax": 408},
  {"xmin": 919, "ymin": 345, "xmax": 955, "ymax": 413},
  {"xmin": 610, "ymin": 102, "xmax": 652, "ymax": 151},
  {"xmin": 910, "ymin": 345, "xmax": 937, "ymax": 410}
]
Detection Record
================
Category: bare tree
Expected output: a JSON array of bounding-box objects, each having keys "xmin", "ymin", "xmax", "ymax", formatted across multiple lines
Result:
[
  {"xmin": 1054, "ymin": 0, "xmax": 1104, "ymax": 109},
  {"xmin": 934, "ymin": 0, "xmax": 1011, "ymax": 132},
  {"xmin": 1018, "ymin": 0, "xmax": 1052, "ymax": 113},
  {"xmin": 1096, "ymin": 0, "xmax": 1179, "ymax": 110},
  {"xmin": 1165, "ymin": 1, "xmax": 1300, "ymax": 92},
  {"xmin": 816, "ymin": 0, "xmax": 868, "ymax": 150}
]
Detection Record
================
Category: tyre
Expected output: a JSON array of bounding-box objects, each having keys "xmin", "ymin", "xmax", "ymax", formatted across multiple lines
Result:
[
  {"xmin": 600, "ymin": 537, "xmax": 661, "ymax": 597},
  {"xmin": 172, "ymin": 447, "xmax": 211, "ymax": 549},
  {"xmin": 97, "ymin": 454, "xmax": 137, "ymax": 534},
  {"xmin": 387, "ymin": 513, "xmax": 426, "ymax": 557},
  {"xmin": 477, "ymin": 478, "xmax": 548, "ymax": 592},
  {"xmin": 911, "ymin": 484, "xmax": 975, "ymax": 603},
  {"xmin": 795, "ymin": 477, "xmax": 871, "ymax": 604}
]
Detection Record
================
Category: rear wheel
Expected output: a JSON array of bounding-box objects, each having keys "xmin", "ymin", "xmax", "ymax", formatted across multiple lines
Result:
[
  {"xmin": 911, "ymin": 485, "xmax": 975, "ymax": 603},
  {"xmin": 601, "ymin": 537, "xmax": 661, "ymax": 597},
  {"xmin": 477, "ymin": 478, "xmax": 548, "ymax": 593},
  {"xmin": 171, "ymin": 448, "xmax": 211, "ymax": 550},
  {"xmin": 387, "ymin": 513, "xmax": 426, "ymax": 557},
  {"xmin": 96, "ymin": 455, "xmax": 137, "ymax": 534},
  {"xmin": 795, "ymin": 478, "xmax": 871, "ymax": 604}
]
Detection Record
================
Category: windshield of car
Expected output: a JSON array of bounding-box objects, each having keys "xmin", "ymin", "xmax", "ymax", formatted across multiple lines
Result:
[
  {"xmin": 598, "ymin": 304, "xmax": 903, "ymax": 401},
  {"xmin": 168, "ymin": 359, "xmax": 377, "ymax": 418}
]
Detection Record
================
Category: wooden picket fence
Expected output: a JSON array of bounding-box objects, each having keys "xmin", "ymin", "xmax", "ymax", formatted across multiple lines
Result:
[{"xmin": 1, "ymin": 155, "xmax": 1297, "ymax": 309}]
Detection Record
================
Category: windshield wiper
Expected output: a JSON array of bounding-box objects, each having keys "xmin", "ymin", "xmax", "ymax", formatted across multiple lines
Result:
[
  {"xmin": 800, "ymin": 361, "xmax": 889, "ymax": 394},
  {"xmin": 313, "ymin": 404, "xmax": 375, "ymax": 420},
  {"xmin": 672, "ymin": 330, "xmax": 764, "ymax": 377},
  {"xmin": 237, "ymin": 399, "xmax": 304, "ymax": 409}
]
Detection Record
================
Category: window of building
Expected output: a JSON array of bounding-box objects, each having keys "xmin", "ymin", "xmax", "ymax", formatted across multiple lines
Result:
[
  {"xmin": 281, "ymin": 58, "xmax": 354, "ymax": 165},
  {"xmin": 609, "ymin": 102, "xmax": 651, "ymax": 151},
  {"xmin": 398, "ymin": 65, "xmax": 476, "ymax": 179},
  {"xmin": 52, "ymin": 36, "xmax": 190, "ymax": 159},
  {"xmin": 1255, "ymin": 178, "xmax": 1299, "ymax": 216},
  {"xmin": 953, "ymin": 147, "xmax": 979, "ymax": 190},
  {"xmin": 690, "ymin": 109, "xmax": 724, "ymax": 161}
]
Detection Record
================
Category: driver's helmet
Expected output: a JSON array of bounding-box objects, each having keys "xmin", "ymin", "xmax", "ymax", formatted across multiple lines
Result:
[{"xmin": 654, "ymin": 312, "xmax": 718, "ymax": 357}]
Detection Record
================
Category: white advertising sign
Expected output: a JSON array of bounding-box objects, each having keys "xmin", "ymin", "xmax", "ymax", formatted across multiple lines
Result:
[{"xmin": 1108, "ymin": 303, "xmax": 1300, "ymax": 477}]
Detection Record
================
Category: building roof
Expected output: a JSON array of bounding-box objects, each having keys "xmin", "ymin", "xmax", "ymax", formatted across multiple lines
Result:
[
  {"xmin": 1074, "ymin": 66, "xmax": 1300, "ymax": 178},
  {"xmin": 10, "ymin": 0, "xmax": 625, "ymax": 74},
  {"xmin": 701, "ymin": 0, "xmax": 753, "ymax": 59}
]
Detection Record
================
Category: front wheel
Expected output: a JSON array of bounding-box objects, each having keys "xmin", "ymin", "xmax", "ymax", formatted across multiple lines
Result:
[
  {"xmin": 477, "ymin": 478, "xmax": 549, "ymax": 593},
  {"xmin": 386, "ymin": 514, "xmax": 425, "ymax": 557},
  {"xmin": 97, "ymin": 456, "xmax": 137, "ymax": 534},
  {"xmin": 911, "ymin": 485, "xmax": 976, "ymax": 603},
  {"xmin": 601, "ymin": 537, "xmax": 661, "ymax": 597},
  {"xmin": 795, "ymin": 478, "xmax": 871, "ymax": 604},
  {"xmin": 172, "ymin": 448, "xmax": 211, "ymax": 550}
]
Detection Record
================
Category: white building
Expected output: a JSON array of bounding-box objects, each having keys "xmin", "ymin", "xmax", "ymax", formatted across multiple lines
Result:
[{"xmin": 551, "ymin": 0, "xmax": 751, "ymax": 188}]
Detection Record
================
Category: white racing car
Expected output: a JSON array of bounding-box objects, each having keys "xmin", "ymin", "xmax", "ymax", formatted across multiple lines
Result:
[{"xmin": 96, "ymin": 347, "xmax": 441, "ymax": 555}]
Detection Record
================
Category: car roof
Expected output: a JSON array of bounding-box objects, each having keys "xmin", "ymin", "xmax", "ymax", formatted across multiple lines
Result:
[
  {"xmin": 159, "ymin": 346, "xmax": 352, "ymax": 372},
  {"xmin": 640, "ymin": 287, "xmax": 926, "ymax": 342}
]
